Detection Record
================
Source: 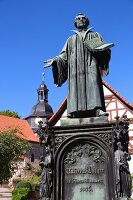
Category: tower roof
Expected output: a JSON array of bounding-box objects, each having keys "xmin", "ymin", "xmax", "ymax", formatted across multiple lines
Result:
[
  {"xmin": 30, "ymin": 100, "xmax": 53, "ymax": 117},
  {"xmin": 26, "ymin": 72, "xmax": 53, "ymax": 120}
]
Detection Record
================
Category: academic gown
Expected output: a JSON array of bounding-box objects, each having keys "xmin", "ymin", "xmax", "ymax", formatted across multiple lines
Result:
[{"xmin": 52, "ymin": 28, "xmax": 111, "ymax": 117}]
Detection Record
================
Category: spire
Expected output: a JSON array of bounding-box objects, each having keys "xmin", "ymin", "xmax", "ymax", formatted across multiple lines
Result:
[
  {"xmin": 26, "ymin": 70, "xmax": 53, "ymax": 129},
  {"xmin": 42, "ymin": 71, "xmax": 45, "ymax": 84},
  {"xmin": 37, "ymin": 70, "xmax": 48, "ymax": 102}
]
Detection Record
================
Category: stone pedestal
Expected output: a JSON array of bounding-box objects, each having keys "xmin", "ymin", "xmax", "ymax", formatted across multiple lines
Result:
[
  {"xmin": 52, "ymin": 118, "xmax": 115, "ymax": 200},
  {"xmin": 60, "ymin": 116, "xmax": 109, "ymax": 126},
  {"xmin": 38, "ymin": 116, "xmax": 131, "ymax": 200}
]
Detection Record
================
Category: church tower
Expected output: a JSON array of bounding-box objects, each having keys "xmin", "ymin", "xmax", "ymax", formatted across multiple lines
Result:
[{"xmin": 25, "ymin": 72, "xmax": 53, "ymax": 130}]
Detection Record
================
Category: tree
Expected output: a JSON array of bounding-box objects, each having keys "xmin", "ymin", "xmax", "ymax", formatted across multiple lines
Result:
[
  {"xmin": 0, "ymin": 129, "xmax": 30, "ymax": 182},
  {"xmin": 0, "ymin": 110, "xmax": 20, "ymax": 118}
]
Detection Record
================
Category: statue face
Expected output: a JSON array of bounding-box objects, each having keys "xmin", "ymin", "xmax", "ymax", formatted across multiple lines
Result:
[{"xmin": 75, "ymin": 14, "xmax": 89, "ymax": 29}]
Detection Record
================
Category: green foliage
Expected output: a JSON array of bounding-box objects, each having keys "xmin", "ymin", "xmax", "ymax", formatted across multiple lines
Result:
[
  {"xmin": 14, "ymin": 166, "xmax": 41, "ymax": 188},
  {"xmin": 0, "ymin": 109, "xmax": 20, "ymax": 118},
  {"xmin": 13, "ymin": 181, "xmax": 32, "ymax": 200},
  {"xmin": 29, "ymin": 165, "xmax": 42, "ymax": 176},
  {"xmin": 30, "ymin": 176, "xmax": 41, "ymax": 185},
  {"xmin": 16, "ymin": 181, "xmax": 32, "ymax": 190},
  {"xmin": 24, "ymin": 166, "xmax": 41, "ymax": 186},
  {"xmin": 0, "ymin": 130, "xmax": 30, "ymax": 181},
  {"xmin": 12, "ymin": 188, "xmax": 31, "ymax": 200}
]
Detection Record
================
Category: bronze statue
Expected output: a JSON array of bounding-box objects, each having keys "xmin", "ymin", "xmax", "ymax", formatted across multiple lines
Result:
[
  {"xmin": 39, "ymin": 146, "xmax": 52, "ymax": 200},
  {"xmin": 114, "ymin": 142, "xmax": 132, "ymax": 198},
  {"xmin": 44, "ymin": 13, "xmax": 114, "ymax": 118}
]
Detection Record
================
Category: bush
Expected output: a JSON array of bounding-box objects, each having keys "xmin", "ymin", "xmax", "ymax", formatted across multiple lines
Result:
[
  {"xmin": 0, "ymin": 130, "xmax": 30, "ymax": 182},
  {"xmin": 12, "ymin": 188, "xmax": 31, "ymax": 200},
  {"xmin": 30, "ymin": 176, "xmax": 41, "ymax": 186},
  {"xmin": 16, "ymin": 181, "xmax": 32, "ymax": 190},
  {"xmin": 31, "ymin": 166, "xmax": 42, "ymax": 176}
]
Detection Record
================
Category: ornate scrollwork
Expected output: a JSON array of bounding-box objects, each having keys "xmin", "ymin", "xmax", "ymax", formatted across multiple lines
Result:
[
  {"xmin": 54, "ymin": 135, "xmax": 70, "ymax": 150},
  {"xmin": 96, "ymin": 133, "xmax": 110, "ymax": 144},
  {"xmin": 64, "ymin": 143, "xmax": 105, "ymax": 165}
]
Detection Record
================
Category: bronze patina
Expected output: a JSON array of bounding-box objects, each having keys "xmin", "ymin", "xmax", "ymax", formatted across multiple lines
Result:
[{"xmin": 44, "ymin": 13, "xmax": 114, "ymax": 118}]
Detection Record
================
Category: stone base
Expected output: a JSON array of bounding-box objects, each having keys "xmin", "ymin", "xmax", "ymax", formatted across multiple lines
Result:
[
  {"xmin": 60, "ymin": 116, "xmax": 108, "ymax": 126},
  {"xmin": 52, "ymin": 121, "xmax": 115, "ymax": 200}
]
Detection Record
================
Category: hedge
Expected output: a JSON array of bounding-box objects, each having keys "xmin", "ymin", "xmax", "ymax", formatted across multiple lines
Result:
[
  {"xmin": 16, "ymin": 181, "xmax": 32, "ymax": 190},
  {"xmin": 12, "ymin": 188, "xmax": 31, "ymax": 200}
]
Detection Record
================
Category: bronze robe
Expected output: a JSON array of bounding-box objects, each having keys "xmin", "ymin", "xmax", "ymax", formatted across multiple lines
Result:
[{"xmin": 52, "ymin": 29, "xmax": 111, "ymax": 117}]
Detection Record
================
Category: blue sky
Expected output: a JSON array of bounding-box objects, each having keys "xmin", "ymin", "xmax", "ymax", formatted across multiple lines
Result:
[{"xmin": 0, "ymin": 0, "xmax": 133, "ymax": 118}]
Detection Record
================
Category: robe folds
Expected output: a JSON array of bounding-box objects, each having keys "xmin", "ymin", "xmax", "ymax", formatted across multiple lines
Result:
[{"xmin": 52, "ymin": 29, "xmax": 111, "ymax": 117}]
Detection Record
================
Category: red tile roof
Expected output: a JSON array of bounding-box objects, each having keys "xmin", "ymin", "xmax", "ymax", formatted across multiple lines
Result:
[{"xmin": 0, "ymin": 115, "xmax": 39, "ymax": 142}]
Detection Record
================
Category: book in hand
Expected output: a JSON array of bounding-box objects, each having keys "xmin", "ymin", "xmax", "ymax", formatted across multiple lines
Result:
[{"xmin": 84, "ymin": 37, "xmax": 114, "ymax": 52}]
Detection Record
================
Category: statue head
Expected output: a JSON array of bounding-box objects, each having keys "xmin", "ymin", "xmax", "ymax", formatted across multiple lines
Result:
[
  {"xmin": 74, "ymin": 13, "xmax": 90, "ymax": 29},
  {"xmin": 117, "ymin": 142, "xmax": 123, "ymax": 150}
]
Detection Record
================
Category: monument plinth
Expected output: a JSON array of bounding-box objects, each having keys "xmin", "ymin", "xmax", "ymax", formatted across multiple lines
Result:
[
  {"xmin": 53, "ymin": 121, "xmax": 115, "ymax": 200},
  {"xmin": 38, "ymin": 115, "xmax": 131, "ymax": 200}
]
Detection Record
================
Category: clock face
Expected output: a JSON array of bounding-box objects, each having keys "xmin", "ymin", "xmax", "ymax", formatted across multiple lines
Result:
[{"xmin": 35, "ymin": 118, "xmax": 43, "ymax": 125}]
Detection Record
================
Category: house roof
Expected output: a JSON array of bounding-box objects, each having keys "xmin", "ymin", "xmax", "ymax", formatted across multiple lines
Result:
[
  {"xmin": 102, "ymin": 80, "xmax": 133, "ymax": 110},
  {"xmin": 0, "ymin": 115, "xmax": 39, "ymax": 142},
  {"xmin": 48, "ymin": 98, "xmax": 67, "ymax": 126},
  {"xmin": 48, "ymin": 80, "xmax": 133, "ymax": 126}
]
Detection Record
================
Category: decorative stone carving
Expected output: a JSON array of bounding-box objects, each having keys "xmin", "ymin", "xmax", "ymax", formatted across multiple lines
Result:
[
  {"xmin": 54, "ymin": 135, "xmax": 70, "ymax": 150},
  {"xmin": 37, "ymin": 116, "xmax": 131, "ymax": 199},
  {"xmin": 63, "ymin": 142, "xmax": 108, "ymax": 200},
  {"xmin": 37, "ymin": 121, "xmax": 53, "ymax": 200},
  {"xmin": 64, "ymin": 144, "xmax": 105, "ymax": 165},
  {"xmin": 96, "ymin": 133, "xmax": 111, "ymax": 144},
  {"xmin": 113, "ymin": 115, "xmax": 132, "ymax": 199}
]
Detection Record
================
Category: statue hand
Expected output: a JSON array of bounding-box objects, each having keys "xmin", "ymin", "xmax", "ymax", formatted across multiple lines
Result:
[
  {"xmin": 44, "ymin": 57, "xmax": 58, "ymax": 68},
  {"xmin": 44, "ymin": 59, "xmax": 54, "ymax": 68}
]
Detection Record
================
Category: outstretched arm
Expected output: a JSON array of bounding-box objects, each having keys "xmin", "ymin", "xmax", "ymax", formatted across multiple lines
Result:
[
  {"xmin": 44, "ymin": 57, "xmax": 58, "ymax": 68},
  {"xmin": 44, "ymin": 37, "xmax": 69, "ymax": 68}
]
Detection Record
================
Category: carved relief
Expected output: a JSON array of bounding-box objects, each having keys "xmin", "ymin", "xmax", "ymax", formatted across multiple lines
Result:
[
  {"xmin": 54, "ymin": 135, "xmax": 70, "ymax": 150},
  {"xmin": 63, "ymin": 142, "xmax": 107, "ymax": 200},
  {"xmin": 96, "ymin": 133, "xmax": 111, "ymax": 144},
  {"xmin": 64, "ymin": 143, "xmax": 105, "ymax": 165}
]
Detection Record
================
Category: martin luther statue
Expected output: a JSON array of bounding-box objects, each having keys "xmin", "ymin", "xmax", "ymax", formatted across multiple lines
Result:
[{"xmin": 44, "ymin": 13, "xmax": 114, "ymax": 118}]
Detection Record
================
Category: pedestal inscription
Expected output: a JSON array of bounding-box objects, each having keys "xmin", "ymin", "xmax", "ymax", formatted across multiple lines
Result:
[{"xmin": 63, "ymin": 143, "xmax": 107, "ymax": 200}]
